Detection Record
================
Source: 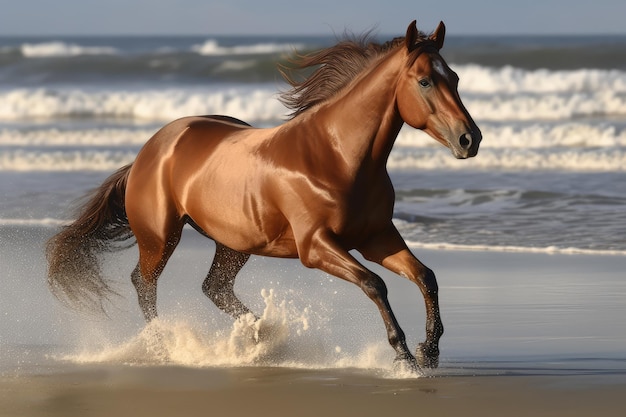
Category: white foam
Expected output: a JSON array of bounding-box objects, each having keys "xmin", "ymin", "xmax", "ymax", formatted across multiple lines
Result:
[
  {"xmin": 388, "ymin": 147, "xmax": 626, "ymax": 172},
  {"xmin": 20, "ymin": 42, "xmax": 117, "ymax": 58},
  {"xmin": 463, "ymin": 90, "xmax": 626, "ymax": 121},
  {"xmin": 0, "ymin": 217, "xmax": 67, "ymax": 227},
  {"xmin": 453, "ymin": 65, "xmax": 626, "ymax": 122},
  {"xmin": 0, "ymin": 127, "xmax": 156, "ymax": 146},
  {"xmin": 456, "ymin": 64, "xmax": 626, "ymax": 95},
  {"xmin": 404, "ymin": 239, "xmax": 626, "ymax": 256},
  {"xmin": 0, "ymin": 149, "xmax": 136, "ymax": 172},
  {"xmin": 191, "ymin": 39, "xmax": 303, "ymax": 56},
  {"xmin": 396, "ymin": 123, "xmax": 626, "ymax": 149},
  {"xmin": 0, "ymin": 87, "xmax": 286, "ymax": 123}
]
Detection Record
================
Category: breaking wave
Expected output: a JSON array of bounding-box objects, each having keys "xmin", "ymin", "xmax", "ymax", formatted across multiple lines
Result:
[
  {"xmin": 0, "ymin": 87, "xmax": 285, "ymax": 123},
  {"xmin": 0, "ymin": 39, "xmax": 304, "ymax": 59},
  {"xmin": 2, "ymin": 122, "xmax": 625, "ymax": 172},
  {"xmin": 0, "ymin": 149, "xmax": 136, "ymax": 171},
  {"xmin": 1, "ymin": 67, "xmax": 625, "ymax": 123},
  {"xmin": 190, "ymin": 39, "xmax": 304, "ymax": 56},
  {"xmin": 19, "ymin": 41, "xmax": 118, "ymax": 58}
]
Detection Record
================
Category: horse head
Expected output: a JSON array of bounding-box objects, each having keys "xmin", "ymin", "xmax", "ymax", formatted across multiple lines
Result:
[{"xmin": 396, "ymin": 20, "xmax": 481, "ymax": 159}]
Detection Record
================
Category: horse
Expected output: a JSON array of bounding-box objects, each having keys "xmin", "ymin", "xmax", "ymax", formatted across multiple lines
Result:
[{"xmin": 46, "ymin": 20, "xmax": 481, "ymax": 371}]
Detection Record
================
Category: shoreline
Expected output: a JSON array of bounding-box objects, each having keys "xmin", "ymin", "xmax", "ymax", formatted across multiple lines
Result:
[{"xmin": 3, "ymin": 223, "xmax": 626, "ymax": 257}]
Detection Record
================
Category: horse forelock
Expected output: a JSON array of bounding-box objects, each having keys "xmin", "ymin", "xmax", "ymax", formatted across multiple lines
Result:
[
  {"xmin": 405, "ymin": 39, "xmax": 440, "ymax": 68},
  {"xmin": 279, "ymin": 29, "xmax": 432, "ymax": 119}
]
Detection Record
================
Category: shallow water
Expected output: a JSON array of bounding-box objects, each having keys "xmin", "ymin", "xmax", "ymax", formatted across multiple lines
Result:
[{"xmin": 1, "ymin": 227, "xmax": 624, "ymax": 379}]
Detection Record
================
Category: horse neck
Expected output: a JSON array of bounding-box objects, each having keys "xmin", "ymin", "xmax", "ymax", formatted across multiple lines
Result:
[{"xmin": 316, "ymin": 49, "xmax": 406, "ymax": 170}]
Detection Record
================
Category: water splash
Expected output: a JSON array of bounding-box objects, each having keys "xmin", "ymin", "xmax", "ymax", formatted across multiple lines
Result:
[
  {"xmin": 69, "ymin": 289, "xmax": 293, "ymax": 366},
  {"xmin": 65, "ymin": 289, "xmax": 419, "ymax": 378}
]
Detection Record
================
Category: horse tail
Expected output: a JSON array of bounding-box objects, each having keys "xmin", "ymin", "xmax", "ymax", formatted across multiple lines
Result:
[{"xmin": 46, "ymin": 163, "xmax": 135, "ymax": 314}]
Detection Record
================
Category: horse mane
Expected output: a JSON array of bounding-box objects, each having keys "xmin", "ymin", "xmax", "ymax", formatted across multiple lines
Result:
[{"xmin": 279, "ymin": 30, "xmax": 432, "ymax": 119}]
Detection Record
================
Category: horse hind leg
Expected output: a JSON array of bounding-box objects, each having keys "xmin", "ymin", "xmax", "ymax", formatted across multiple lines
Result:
[
  {"xmin": 202, "ymin": 242, "xmax": 254, "ymax": 319},
  {"xmin": 131, "ymin": 228, "xmax": 183, "ymax": 322},
  {"xmin": 131, "ymin": 263, "xmax": 158, "ymax": 322}
]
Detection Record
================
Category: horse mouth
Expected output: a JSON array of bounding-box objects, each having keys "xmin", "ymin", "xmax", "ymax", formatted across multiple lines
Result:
[{"xmin": 450, "ymin": 146, "xmax": 479, "ymax": 159}]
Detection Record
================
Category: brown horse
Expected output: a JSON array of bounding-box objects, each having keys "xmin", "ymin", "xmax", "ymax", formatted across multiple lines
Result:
[{"xmin": 46, "ymin": 20, "xmax": 481, "ymax": 371}]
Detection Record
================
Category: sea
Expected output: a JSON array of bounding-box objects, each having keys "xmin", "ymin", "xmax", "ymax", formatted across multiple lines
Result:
[
  {"xmin": 1, "ymin": 34, "xmax": 625, "ymax": 254},
  {"xmin": 1, "ymin": 34, "xmax": 625, "ymax": 377}
]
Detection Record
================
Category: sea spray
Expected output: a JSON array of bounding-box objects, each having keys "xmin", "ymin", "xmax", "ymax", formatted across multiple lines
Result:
[
  {"xmin": 68, "ymin": 289, "xmax": 315, "ymax": 367},
  {"xmin": 62, "ymin": 287, "xmax": 417, "ymax": 376}
]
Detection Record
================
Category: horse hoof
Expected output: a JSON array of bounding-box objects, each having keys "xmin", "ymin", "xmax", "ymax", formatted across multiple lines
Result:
[
  {"xmin": 416, "ymin": 343, "xmax": 439, "ymax": 369},
  {"xmin": 393, "ymin": 353, "xmax": 420, "ymax": 375}
]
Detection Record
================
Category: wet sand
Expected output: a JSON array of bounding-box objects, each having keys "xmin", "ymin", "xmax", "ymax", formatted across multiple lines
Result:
[{"xmin": 2, "ymin": 365, "xmax": 626, "ymax": 417}]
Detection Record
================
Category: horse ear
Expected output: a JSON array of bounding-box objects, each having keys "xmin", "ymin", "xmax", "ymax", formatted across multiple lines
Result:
[
  {"xmin": 430, "ymin": 21, "xmax": 446, "ymax": 50},
  {"xmin": 405, "ymin": 20, "xmax": 418, "ymax": 50}
]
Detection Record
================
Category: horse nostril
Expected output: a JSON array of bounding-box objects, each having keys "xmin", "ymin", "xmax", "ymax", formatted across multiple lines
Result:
[{"xmin": 459, "ymin": 133, "xmax": 472, "ymax": 150}]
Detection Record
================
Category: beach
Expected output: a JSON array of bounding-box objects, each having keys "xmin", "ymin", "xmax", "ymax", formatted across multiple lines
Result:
[
  {"xmin": 1, "ymin": 227, "xmax": 625, "ymax": 416},
  {"xmin": 1, "ymin": 33, "xmax": 626, "ymax": 416}
]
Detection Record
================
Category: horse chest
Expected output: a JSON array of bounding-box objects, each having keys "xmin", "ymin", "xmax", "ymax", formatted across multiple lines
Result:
[{"xmin": 328, "ymin": 179, "xmax": 395, "ymax": 239}]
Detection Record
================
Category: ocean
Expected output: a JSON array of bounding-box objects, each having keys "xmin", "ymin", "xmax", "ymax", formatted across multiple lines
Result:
[
  {"xmin": 1, "ymin": 34, "xmax": 625, "ymax": 254},
  {"xmin": 1, "ymin": 34, "xmax": 626, "ymax": 384}
]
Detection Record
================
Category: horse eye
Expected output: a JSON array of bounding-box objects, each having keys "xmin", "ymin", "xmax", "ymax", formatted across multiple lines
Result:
[{"xmin": 419, "ymin": 79, "xmax": 431, "ymax": 88}]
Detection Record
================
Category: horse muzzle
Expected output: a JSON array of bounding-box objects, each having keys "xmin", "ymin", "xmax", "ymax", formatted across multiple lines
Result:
[{"xmin": 450, "ymin": 128, "xmax": 481, "ymax": 159}]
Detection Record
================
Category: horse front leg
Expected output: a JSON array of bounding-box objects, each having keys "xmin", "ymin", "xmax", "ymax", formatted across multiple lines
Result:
[
  {"xmin": 359, "ymin": 225, "xmax": 444, "ymax": 369},
  {"xmin": 298, "ymin": 229, "xmax": 418, "ymax": 371}
]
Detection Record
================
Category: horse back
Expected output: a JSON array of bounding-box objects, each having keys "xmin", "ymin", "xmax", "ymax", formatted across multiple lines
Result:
[
  {"xmin": 126, "ymin": 115, "xmax": 254, "ymax": 221},
  {"xmin": 133, "ymin": 114, "xmax": 252, "ymax": 166}
]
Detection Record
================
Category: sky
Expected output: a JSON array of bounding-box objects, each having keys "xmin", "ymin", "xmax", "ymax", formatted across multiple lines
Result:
[{"xmin": 1, "ymin": 0, "xmax": 625, "ymax": 36}]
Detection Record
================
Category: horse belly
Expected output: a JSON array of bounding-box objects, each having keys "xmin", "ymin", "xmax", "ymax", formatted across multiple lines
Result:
[
  {"xmin": 180, "ymin": 158, "xmax": 298, "ymax": 257},
  {"xmin": 190, "ymin": 202, "xmax": 298, "ymax": 257}
]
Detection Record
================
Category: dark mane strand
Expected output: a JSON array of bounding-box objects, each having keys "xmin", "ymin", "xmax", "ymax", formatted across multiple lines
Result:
[{"xmin": 278, "ymin": 30, "xmax": 430, "ymax": 119}]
